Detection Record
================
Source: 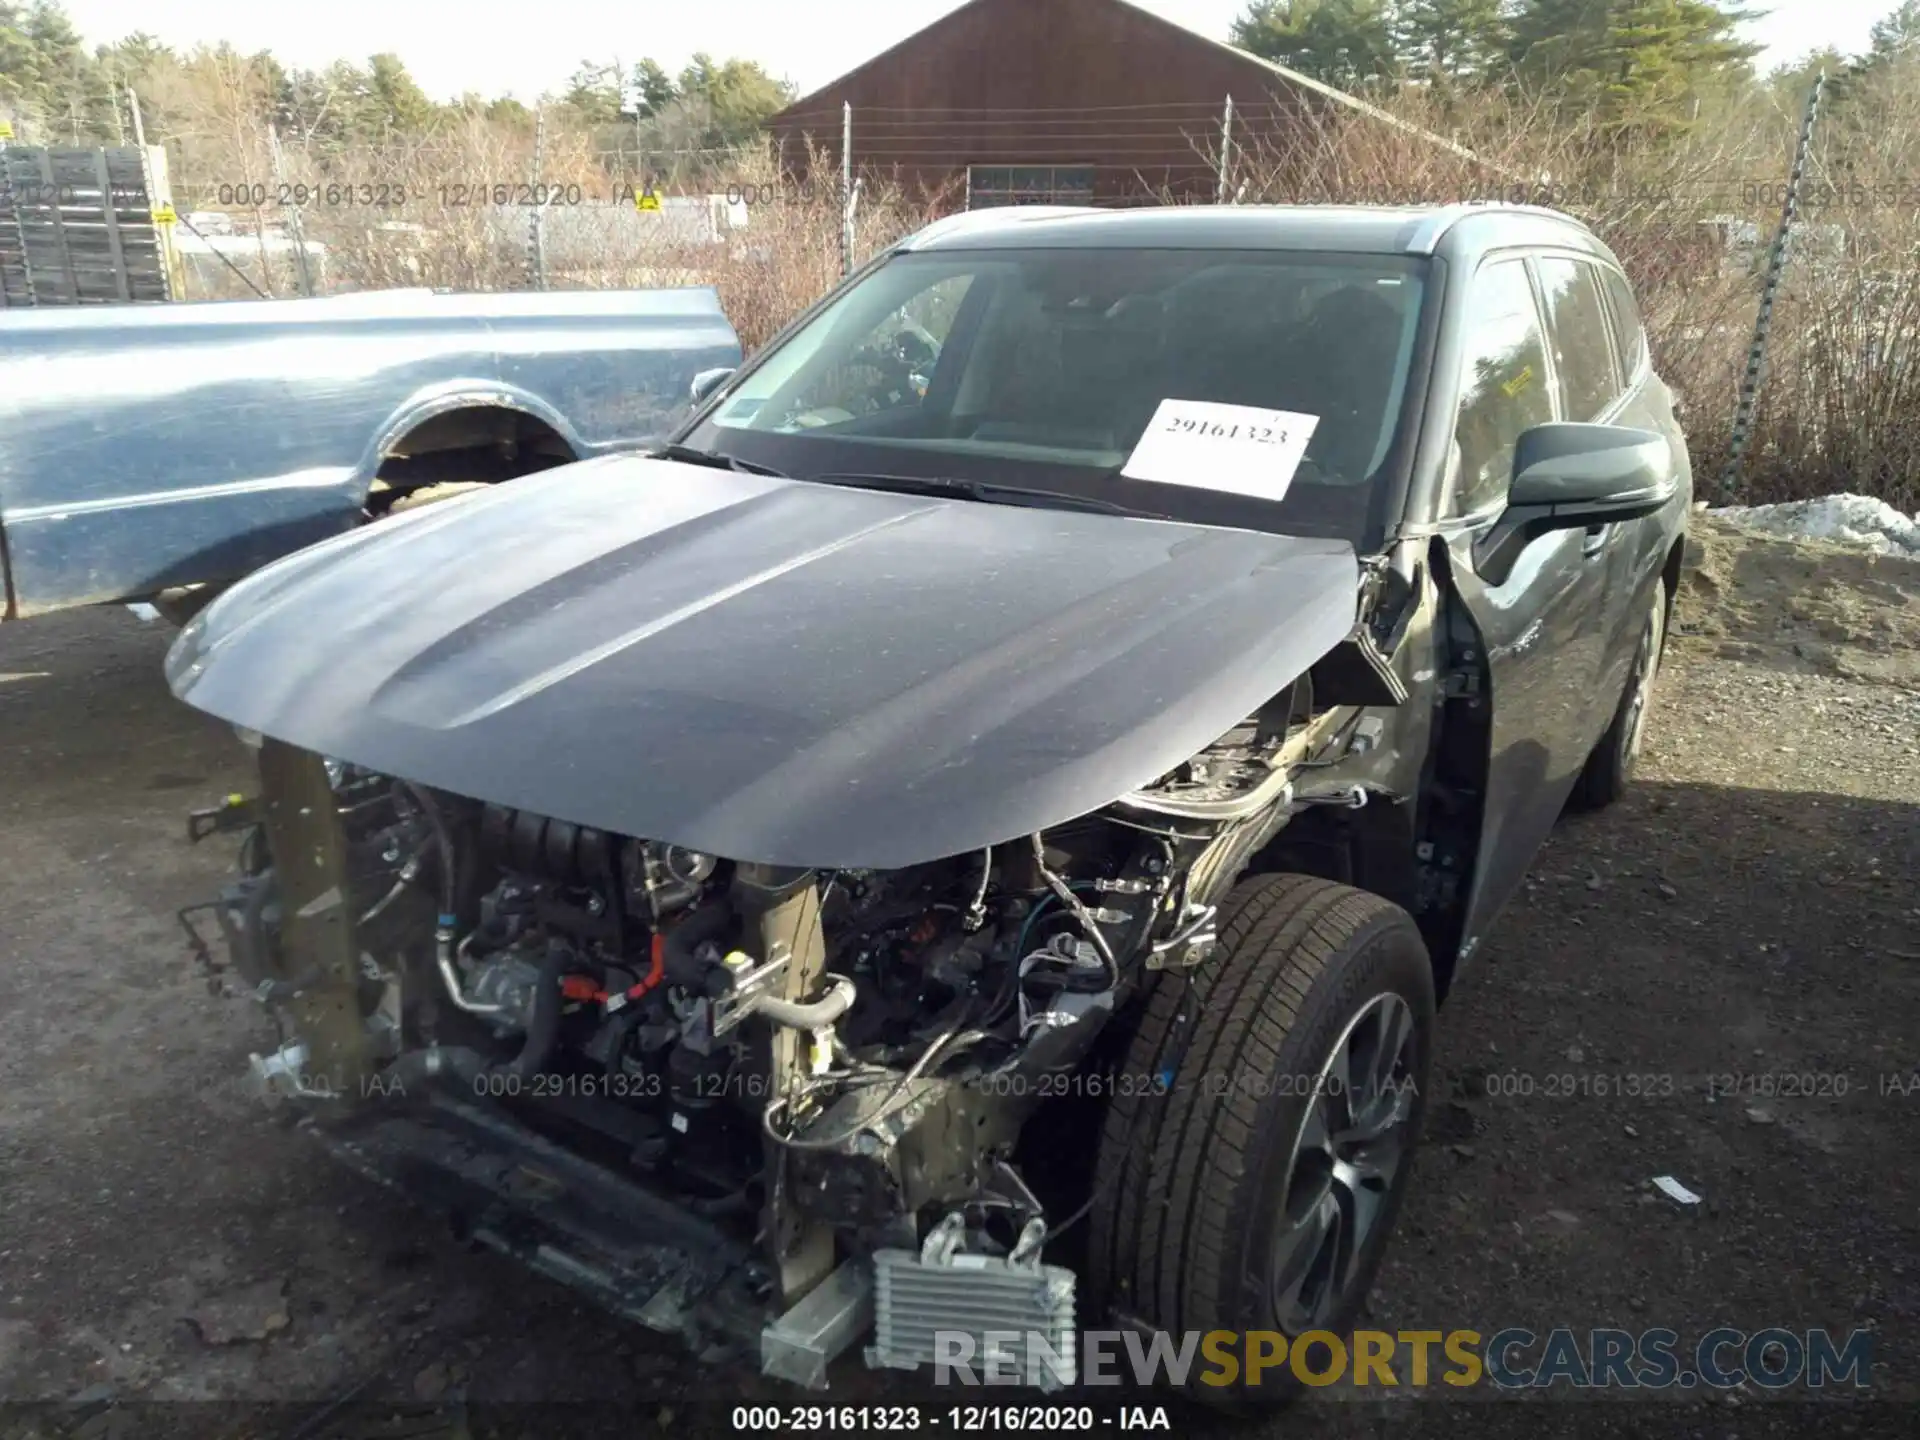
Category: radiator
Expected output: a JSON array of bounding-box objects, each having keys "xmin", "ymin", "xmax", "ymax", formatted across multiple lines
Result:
[{"xmin": 865, "ymin": 1215, "xmax": 1078, "ymax": 1391}]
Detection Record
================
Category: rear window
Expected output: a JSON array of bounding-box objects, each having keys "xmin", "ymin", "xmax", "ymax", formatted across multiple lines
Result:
[
  {"xmin": 1535, "ymin": 257, "xmax": 1621, "ymax": 421},
  {"xmin": 1600, "ymin": 267, "xmax": 1649, "ymax": 379}
]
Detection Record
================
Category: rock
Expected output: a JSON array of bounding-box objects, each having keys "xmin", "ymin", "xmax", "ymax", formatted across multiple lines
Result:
[
  {"xmin": 1745, "ymin": 1105, "xmax": 1775, "ymax": 1124},
  {"xmin": 413, "ymin": 1360, "xmax": 452, "ymax": 1402},
  {"xmin": 184, "ymin": 1277, "xmax": 292, "ymax": 1345},
  {"xmin": 63, "ymin": 1382, "xmax": 117, "ymax": 1412}
]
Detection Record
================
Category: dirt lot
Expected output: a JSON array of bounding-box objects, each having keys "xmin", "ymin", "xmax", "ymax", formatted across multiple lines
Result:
[{"xmin": 1, "ymin": 517, "xmax": 1917, "ymax": 1439}]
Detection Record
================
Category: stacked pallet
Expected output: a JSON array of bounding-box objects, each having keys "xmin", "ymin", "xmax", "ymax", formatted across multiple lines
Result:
[{"xmin": 0, "ymin": 146, "xmax": 175, "ymax": 307}]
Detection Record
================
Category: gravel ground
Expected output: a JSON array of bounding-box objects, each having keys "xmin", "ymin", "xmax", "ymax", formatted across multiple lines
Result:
[{"xmin": 1, "ymin": 517, "xmax": 1916, "ymax": 1440}]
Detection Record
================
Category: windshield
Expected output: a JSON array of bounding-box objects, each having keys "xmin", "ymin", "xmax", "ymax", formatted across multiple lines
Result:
[{"xmin": 677, "ymin": 246, "xmax": 1430, "ymax": 543}]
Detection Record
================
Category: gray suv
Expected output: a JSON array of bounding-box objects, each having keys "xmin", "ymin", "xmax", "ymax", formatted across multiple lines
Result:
[{"xmin": 169, "ymin": 201, "xmax": 1689, "ymax": 1399}]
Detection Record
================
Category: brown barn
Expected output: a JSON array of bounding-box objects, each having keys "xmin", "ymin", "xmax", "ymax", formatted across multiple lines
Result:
[{"xmin": 764, "ymin": 0, "xmax": 1466, "ymax": 208}]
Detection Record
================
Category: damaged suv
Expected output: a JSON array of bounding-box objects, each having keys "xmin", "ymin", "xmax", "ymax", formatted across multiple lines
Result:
[{"xmin": 167, "ymin": 202, "xmax": 1689, "ymax": 1396}]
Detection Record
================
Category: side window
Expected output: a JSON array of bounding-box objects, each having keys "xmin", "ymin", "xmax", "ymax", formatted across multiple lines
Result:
[
  {"xmin": 1600, "ymin": 267, "xmax": 1649, "ymax": 380},
  {"xmin": 1535, "ymin": 257, "xmax": 1621, "ymax": 421},
  {"xmin": 1452, "ymin": 258, "xmax": 1555, "ymax": 516}
]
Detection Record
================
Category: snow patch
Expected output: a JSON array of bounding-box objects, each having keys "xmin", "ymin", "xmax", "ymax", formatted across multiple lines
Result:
[{"xmin": 1708, "ymin": 494, "xmax": 1920, "ymax": 556}]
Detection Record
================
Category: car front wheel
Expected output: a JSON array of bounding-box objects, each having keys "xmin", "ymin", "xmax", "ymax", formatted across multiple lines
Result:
[{"xmin": 1087, "ymin": 873, "xmax": 1436, "ymax": 1403}]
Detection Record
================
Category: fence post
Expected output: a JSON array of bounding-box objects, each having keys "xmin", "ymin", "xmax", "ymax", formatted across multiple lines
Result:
[
  {"xmin": 528, "ymin": 104, "xmax": 549, "ymax": 291},
  {"xmin": 1719, "ymin": 71, "xmax": 1826, "ymax": 500},
  {"xmin": 841, "ymin": 102, "xmax": 853, "ymax": 277},
  {"xmin": 139, "ymin": 139, "xmax": 186, "ymax": 300},
  {"xmin": 269, "ymin": 121, "xmax": 315, "ymax": 297},
  {"xmin": 1217, "ymin": 94, "xmax": 1235, "ymax": 204}
]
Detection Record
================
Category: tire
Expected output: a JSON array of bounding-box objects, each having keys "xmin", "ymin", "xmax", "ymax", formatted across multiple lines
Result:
[
  {"xmin": 1087, "ymin": 873, "xmax": 1435, "ymax": 1404},
  {"xmin": 1569, "ymin": 573, "xmax": 1668, "ymax": 811},
  {"xmin": 150, "ymin": 584, "xmax": 221, "ymax": 627},
  {"xmin": 385, "ymin": 481, "xmax": 495, "ymax": 514}
]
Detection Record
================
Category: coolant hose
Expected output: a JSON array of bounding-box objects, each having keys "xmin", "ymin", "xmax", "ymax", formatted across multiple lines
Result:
[
  {"xmin": 603, "ymin": 1010, "xmax": 647, "ymax": 1084},
  {"xmin": 505, "ymin": 942, "xmax": 572, "ymax": 1080},
  {"xmin": 754, "ymin": 975, "xmax": 857, "ymax": 1031},
  {"xmin": 402, "ymin": 782, "xmax": 459, "ymax": 918},
  {"xmin": 382, "ymin": 1045, "xmax": 491, "ymax": 1090}
]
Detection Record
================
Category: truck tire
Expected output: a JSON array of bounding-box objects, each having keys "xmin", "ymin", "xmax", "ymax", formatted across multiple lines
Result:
[
  {"xmin": 1087, "ymin": 873, "xmax": 1434, "ymax": 1403},
  {"xmin": 1569, "ymin": 573, "xmax": 1668, "ymax": 811},
  {"xmin": 150, "ymin": 585, "xmax": 220, "ymax": 627}
]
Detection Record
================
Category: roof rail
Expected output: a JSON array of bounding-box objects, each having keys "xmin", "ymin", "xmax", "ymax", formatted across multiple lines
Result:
[
  {"xmin": 897, "ymin": 205, "xmax": 1102, "ymax": 249},
  {"xmin": 1402, "ymin": 201, "xmax": 1597, "ymax": 254}
]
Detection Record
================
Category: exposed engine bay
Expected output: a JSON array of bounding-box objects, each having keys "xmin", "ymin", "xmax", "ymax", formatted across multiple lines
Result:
[{"xmin": 188, "ymin": 683, "xmax": 1374, "ymax": 1388}]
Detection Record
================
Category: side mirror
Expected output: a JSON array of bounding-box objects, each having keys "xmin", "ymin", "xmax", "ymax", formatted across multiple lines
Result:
[
  {"xmin": 689, "ymin": 367, "xmax": 735, "ymax": 406},
  {"xmin": 1475, "ymin": 422, "xmax": 1676, "ymax": 585},
  {"xmin": 1509, "ymin": 422, "xmax": 1672, "ymax": 511}
]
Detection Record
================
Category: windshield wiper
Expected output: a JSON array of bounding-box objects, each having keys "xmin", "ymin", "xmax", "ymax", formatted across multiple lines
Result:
[
  {"xmin": 810, "ymin": 472, "xmax": 1156, "ymax": 518},
  {"xmin": 656, "ymin": 442, "xmax": 790, "ymax": 478}
]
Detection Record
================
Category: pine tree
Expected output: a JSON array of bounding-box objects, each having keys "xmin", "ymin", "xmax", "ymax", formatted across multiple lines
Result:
[
  {"xmin": 1232, "ymin": 0, "xmax": 1403, "ymax": 90},
  {"xmin": 3, "ymin": 0, "xmax": 118, "ymax": 140},
  {"xmin": 628, "ymin": 59, "xmax": 676, "ymax": 119},
  {"xmin": 675, "ymin": 54, "xmax": 795, "ymax": 150},
  {"xmin": 365, "ymin": 53, "xmax": 437, "ymax": 135},
  {"xmin": 1397, "ymin": 0, "xmax": 1510, "ymax": 84},
  {"xmin": 1508, "ymin": 0, "xmax": 1761, "ymax": 134},
  {"xmin": 1866, "ymin": 0, "xmax": 1920, "ymax": 64},
  {"xmin": 562, "ymin": 61, "xmax": 624, "ymax": 125}
]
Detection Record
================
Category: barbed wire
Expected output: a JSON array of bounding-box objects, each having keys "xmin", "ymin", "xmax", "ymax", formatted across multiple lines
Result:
[
  {"xmin": 773, "ymin": 100, "xmax": 1278, "ymax": 117},
  {"xmin": 166, "ymin": 156, "xmax": 1915, "ymax": 191}
]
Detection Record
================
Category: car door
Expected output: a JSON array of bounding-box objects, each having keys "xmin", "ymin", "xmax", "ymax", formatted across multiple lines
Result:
[{"xmin": 1437, "ymin": 254, "xmax": 1616, "ymax": 951}]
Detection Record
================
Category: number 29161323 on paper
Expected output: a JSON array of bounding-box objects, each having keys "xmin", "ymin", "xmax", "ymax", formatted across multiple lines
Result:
[{"xmin": 1120, "ymin": 398, "xmax": 1320, "ymax": 501}]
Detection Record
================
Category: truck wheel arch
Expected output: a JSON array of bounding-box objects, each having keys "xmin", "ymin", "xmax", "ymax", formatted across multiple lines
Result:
[{"xmin": 358, "ymin": 390, "xmax": 584, "ymax": 515}]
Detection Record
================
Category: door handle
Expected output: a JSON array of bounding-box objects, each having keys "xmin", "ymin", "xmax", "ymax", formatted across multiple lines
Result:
[{"xmin": 1582, "ymin": 523, "xmax": 1610, "ymax": 558}]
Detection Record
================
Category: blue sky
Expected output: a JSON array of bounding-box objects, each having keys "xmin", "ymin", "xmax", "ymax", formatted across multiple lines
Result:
[{"xmin": 62, "ymin": 0, "xmax": 1875, "ymax": 103}]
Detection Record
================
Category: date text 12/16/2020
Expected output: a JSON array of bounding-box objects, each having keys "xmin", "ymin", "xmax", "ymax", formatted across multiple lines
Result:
[
  {"xmin": 729, "ymin": 1404, "xmax": 1171, "ymax": 1432},
  {"xmin": 207, "ymin": 181, "xmax": 597, "ymax": 208}
]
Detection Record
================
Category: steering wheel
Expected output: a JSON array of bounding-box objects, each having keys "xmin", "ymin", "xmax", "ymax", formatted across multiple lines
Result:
[{"xmin": 838, "ymin": 340, "xmax": 924, "ymax": 413}]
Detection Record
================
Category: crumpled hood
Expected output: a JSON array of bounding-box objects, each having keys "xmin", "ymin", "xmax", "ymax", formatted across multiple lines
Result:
[{"xmin": 167, "ymin": 456, "xmax": 1360, "ymax": 868}]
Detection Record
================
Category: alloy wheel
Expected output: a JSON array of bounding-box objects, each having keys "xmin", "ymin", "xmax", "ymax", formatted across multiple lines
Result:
[
  {"xmin": 1269, "ymin": 991, "xmax": 1420, "ymax": 1332},
  {"xmin": 1622, "ymin": 590, "xmax": 1667, "ymax": 763}
]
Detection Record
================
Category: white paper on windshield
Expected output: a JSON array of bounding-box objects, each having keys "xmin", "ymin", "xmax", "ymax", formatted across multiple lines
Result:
[{"xmin": 1120, "ymin": 399, "xmax": 1319, "ymax": 501}]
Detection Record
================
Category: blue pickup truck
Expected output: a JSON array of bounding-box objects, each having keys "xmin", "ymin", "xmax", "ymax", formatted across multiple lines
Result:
[{"xmin": 0, "ymin": 286, "xmax": 741, "ymax": 622}]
